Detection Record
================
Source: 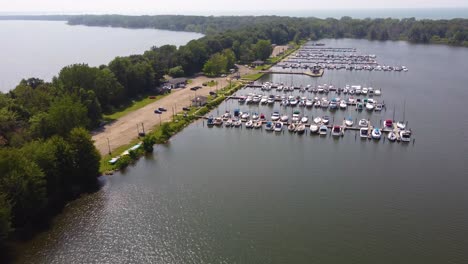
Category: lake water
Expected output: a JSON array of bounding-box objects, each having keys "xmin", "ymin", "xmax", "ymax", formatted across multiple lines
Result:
[
  {"xmin": 16, "ymin": 39, "xmax": 468, "ymax": 263},
  {"xmin": 0, "ymin": 21, "xmax": 203, "ymax": 92}
]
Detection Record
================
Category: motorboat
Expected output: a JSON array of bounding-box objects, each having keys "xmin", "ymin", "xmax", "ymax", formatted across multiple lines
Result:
[
  {"xmin": 271, "ymin": 112, "xmax": 280, "ymax": 121},
  {"xmin": 289, "ymin": 98, "xmax": 299, "ymax": 106},
  {"xmin": 397, "ymin": 121, "xmax": 406, "ymax": 129},
  {"xmin": 274, "ymin": 121, "xmax": 283, "ymax": 132},
  {"xmin": 288, "ymin": 123, "xmax": 296, "ymax": 132},
  {"xmin": 348, "ymin": 97, "xmax": 356, "ymax": 104},
  {"xmin": 280, "ymin": 115, "xmax": 289, "ymax": 122},
  {"xmin": 267, "ymin": 96, "xmax": 275, "ymax": 104},
  {"xmin": 295, "ymin": 124, "xmax": 306, "ymax": 134},
  {"xmin": 260, "ymin": 96, "xmax": 268, "ymax": 104},
  {"xmin": 362, "ymin": 87, "xmax": 368, "ymax": 95},
  {"xmin": 233, "ymin": 119, "xmax": 242, "ymax": 127},
  {"xmin": 331, "ymin": 126, "xmax": 343, "ymax": 137},
  {"xmin": 339, "ymin": 100, "xmax": 347, "ymax": 109},
  {"xmin": 252, "ymin": 113, "xmax": 259, "ymax": 120},
  {"xmin": 221, "ymin": 111, "xmax": 231, "ymax": 121},
  {"xmin": 265, "ymin": 121, "xmax": 274, "ymax": 131},
  {"xmin": 306, "ymin": 99, "xmax": 314, "ymax": 107},
  {"xmin": 329, "ymin": 101, "xmax": 338, "ymax": 110},
  {"xmin": 356, "ymin": 103, "xmax": 364, "ymax": 111},
  {"xmin": 371, "ymin": 128, "xmax": 382, "ymax": 140},
  {"xmin": 238, "ymin": 96, "xmax": 246, "ymax": 104},
  {"xmin": 254, "ymin": 121, "xmax": 263, "ymax": 129},
  {"xmin": 360, "ymin": 127, "xmax": 369, "ymax": 138},
  {"xmin": 213, "ymin": 117, "xmax": 223, "ymax": 126},
  {"xmin": 292, "ymin": 110, "xmax": 301, "ymax": 122},
  {"xmin": 374, "ymin": 89, "xmax": 381, "ymax": 95},
  {"xmin": 375, "ymin": 103, "xmax": 383, "ymax": 111},
  {"xmin": 276, "ymin": 85, "xmax": 283, "ymax": 91},
  {"xmin": 313, "ymin": 117, "xmax": 322, "ymax": 124},
  {"xmin": 358, "ymin": 119, "xmax": 368, "ymax": 127},
  {"xmin": 245, "ymin": 96, "xmax": 253, "ymax": 104},
  {"xmin": 388, "ymin": 131, "xmax": 397, "ymax": 142},
  {"xmin": 241, "ymin": 112, "xmax": 250, "ymax": 121},
  {"xmin": 245, "ymin": 120, "xmax": 254, "ymax": 128},
  {"xmin": 384, "ymin": 119, "xmax": 393, "ymax": 129},
  {"xmin": 319, "ymin": 125, "xmax": 328, "ymax": 136},
  {"xmin": 225, "ymin": 119, "xmax": 232, "ymax": 127},
  {"xmin": 301, "ymin": 116, "xmax": 309, "ymax": 123},
  {"xmin": 366, "ymin": 102, "xmax": 375, "ymax": 111},
  {"xmin": 399, "ymin": 130, "xmax": 412, "ymax": 142},
  {"xmin": 310, "ymin": 124, "xmax": 319, "ymax": 134},
  {"xmin": 252, "ymin": 96, "xmax": 261, "ymax": 104},
  {"xmin": 314, "ymin": 100, "xmax": 321, "ymax": 108},
  {"xmin": 322, "ymin": 116, "xmax": 330, "ymax": 125},
  {"xmin": 321, "ymin": 100, "xmax": 330, "ymax": 108},
  {"xmin": 260, "ymin": 113, "xmax": 265, "ymax": 120},
  {"xmin": 345, "ymin": 117, "xmax": 354, "ymax": 127},
  {"xmin": 207, "ymin": 116, "xmax": 214, "ymax": 127}
]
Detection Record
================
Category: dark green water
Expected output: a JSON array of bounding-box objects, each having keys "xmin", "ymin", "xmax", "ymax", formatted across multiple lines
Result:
[{"xmin": 17, "ymin": 39, "xmax": 468, "ymax": 263}]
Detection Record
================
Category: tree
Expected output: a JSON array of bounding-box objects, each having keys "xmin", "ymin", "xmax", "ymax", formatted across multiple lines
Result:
[
  {"xmin": 203, "ymin": 53, "xmax": 228, "ymax": 77},
  {"xmin": 46, "ymin": 96, "xmax": 89, "ymax": 137},
  {"xmin": 0, "ymin": 194, "xmax": 12, "ymax": 243},
  {"xmin": 253, "ymin": 39, "xmax": 272, "ymax": 61},
  {"xmin": 68, "ymin": 127, "xmax": 101, "ymax": 190},
  {"xmin": 0, "ymin": 148, "xmax": 46, "ymax": 227},
  {"xmin": 168, "ymin": 66, "xmax": 185, "ymax": 77}
]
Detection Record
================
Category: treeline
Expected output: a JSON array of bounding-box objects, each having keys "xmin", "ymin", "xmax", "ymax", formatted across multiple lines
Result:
[{"xmin": 66, "ymin": 15, "xmax": 468, "ymax": 46}]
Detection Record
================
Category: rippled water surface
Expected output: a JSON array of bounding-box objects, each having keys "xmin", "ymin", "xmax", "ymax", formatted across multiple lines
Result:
[{"xmin": 17, "ymin": 39, "xmax": 468, "ymax": 264}]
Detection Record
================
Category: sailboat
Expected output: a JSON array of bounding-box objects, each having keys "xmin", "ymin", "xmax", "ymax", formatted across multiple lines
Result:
[{"xmin": 397, "ymin": 100, "xmax": 407, "ymax": 129}]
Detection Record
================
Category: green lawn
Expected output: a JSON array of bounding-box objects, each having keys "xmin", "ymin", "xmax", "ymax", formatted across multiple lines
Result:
[
  {"xmin": 103, "ymin": 94, "xmax": 167, "ymax": 121},
  {"xmin": 241, "ymin": 73, "xmax": 264, "ymax": 81}
]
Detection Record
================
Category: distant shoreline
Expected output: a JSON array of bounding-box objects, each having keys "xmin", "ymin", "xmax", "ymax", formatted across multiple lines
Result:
[{"xmin": 1, "ymin": 7, "xmax": 468, "ymax": 20}]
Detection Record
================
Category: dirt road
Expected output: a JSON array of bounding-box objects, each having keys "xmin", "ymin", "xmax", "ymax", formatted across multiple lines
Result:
[{"xmin": 92, "ymin": 67, "xmax": 256, "ymax": 156}]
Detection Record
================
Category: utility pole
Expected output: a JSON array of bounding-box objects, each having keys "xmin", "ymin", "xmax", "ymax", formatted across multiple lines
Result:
[{"xmin": 107, "ymin": 138, "xmax": 111, "ymax": 155}]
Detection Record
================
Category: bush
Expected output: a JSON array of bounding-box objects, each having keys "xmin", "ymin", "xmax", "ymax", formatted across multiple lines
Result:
[
  {"xmin": 142, "ymin": 135, "xmax": 156, "ymax": 152},
  {"xmin": 168, "ymin": 66, "xmax": 185, "ymax": 77},
  {"xmin": 116, "ymin": 155, "xmax": 132, "ymax": 169}
]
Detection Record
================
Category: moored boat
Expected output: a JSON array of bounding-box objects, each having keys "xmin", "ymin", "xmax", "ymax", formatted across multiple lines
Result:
[
  {"xmin": 271, "ymin": 112, "xmax": 280, "ymax": 121},
  {"xmin": 310, "ymin": 124, "xmax": 319, "ymax": 134},
  {"xmin": 371, "ymin": 128, "xmax": 382, "ymax": 140},
  {"xmin": 295, "ymin": 124, "xmax": 306, "ymax": 134},
  {"xmin": 345, "ymin": 117, "xmax": 354, "ymax": 127},
  {"xmin": 399, "ymin": 130, "xmax": 411, "ymax": 142},
  {"xmin": 319, "ymin": 125, "xmax": 328, "ymax": 136},
  {"xmin": 254, "ymin": 121, "xmax": 263, "ymax": 129},
  {"xmin": 265, "ymin": 121, "xmax": 274, "ymax": 131},
  {"xmin": 274, "ymin": 121, "xmax": 283, "ymax": 132},
  {"xmin": 360, "ymin": 127, "xmax": 369, "ymax": 138},
  {"xmin": 358, "ymin": 119, "xmax": 369, "ymax": 127},
  {"xmin": 288, "ymin": 123, "xmax": 296, "ymax": 132},
  {"xmin": 245, "ymin": 120, "xmax": 254, "ymax": 128},
  {"xmin": 388, "ymin": 131, "xmax": 397, "ymax": 142},
  {"xmin": 331, "ymin": 125, "xmax": 343, "ymax": 137}
]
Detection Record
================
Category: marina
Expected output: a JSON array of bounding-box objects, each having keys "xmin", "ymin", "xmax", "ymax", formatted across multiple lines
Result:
[{"xmin": 273, "ymin": 43, "xmax": 409, "ymax": 74}]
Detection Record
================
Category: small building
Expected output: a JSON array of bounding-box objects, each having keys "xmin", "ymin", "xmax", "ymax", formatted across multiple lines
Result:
[
  {"xmin": 165, "ymin": 77, "xmax": 188, "ymax": 89},
  {"xmin": 192, "ymin": 96, "xmax": 208, "ymax": 107},
  {"xmin": 251, "ymin": 60, "xmax": 265, "ymax": 67}
]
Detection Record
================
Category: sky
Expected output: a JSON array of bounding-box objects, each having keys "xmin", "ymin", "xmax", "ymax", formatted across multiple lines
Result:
[{"xmin": 1, "ymin": 0, "xmax": 468, "ymax": 14}]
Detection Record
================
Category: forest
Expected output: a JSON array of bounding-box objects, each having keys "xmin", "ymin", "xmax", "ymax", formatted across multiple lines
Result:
[
  {"xmin": 1, "ymin": 13, "xmax": 467, "ymax": 248},
  {"xmin": 66, "ymin": 15, "xmax": 468, "ymax": 46}
]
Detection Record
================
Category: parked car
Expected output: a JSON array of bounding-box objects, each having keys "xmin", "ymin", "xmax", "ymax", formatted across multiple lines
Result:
[
  {"xmin": 154, "ymin": 109, "xmax": 162, "ymax": 114},
  {"xmin": 158, "ymin": 107, "xmax": 167, "ymax": 112},
  {"xmin": 182, "ymin": 107, "xmax": 190, "ymax": 111},
  {"xmin": 190, "ymin": 86, "xmax": 201, "ymax": 91},
  {"xmin": 209, "ymin": 91, "xmax": 217, "ymax": 96}
]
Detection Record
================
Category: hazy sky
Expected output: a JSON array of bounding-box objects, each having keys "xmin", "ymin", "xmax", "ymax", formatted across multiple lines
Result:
[{"xmin": 2, "ymin": 0, "xmax": 468, "ymax": 14}]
